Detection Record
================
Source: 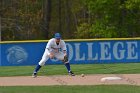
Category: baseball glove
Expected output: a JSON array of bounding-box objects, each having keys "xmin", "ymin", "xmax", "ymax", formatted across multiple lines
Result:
[{"xmin": 63, "ymin": 55, "xmax": 68, "ymax": 62}]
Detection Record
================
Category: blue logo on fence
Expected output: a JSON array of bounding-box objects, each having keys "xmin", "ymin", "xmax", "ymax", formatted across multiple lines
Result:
[{"xmin": 6, "ymin": 46, "xmax": 28, "ymax": 64}]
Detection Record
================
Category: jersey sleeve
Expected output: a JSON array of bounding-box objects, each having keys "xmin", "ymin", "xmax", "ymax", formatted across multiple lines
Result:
[{"xmin": 46, "ymin": 39, "xmax": 53, "ymax": 52}]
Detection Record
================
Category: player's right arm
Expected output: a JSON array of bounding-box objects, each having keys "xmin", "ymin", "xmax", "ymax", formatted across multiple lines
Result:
[{"xmin": 46, "ymin": 39, "xmax": 54, "ymax": 59}]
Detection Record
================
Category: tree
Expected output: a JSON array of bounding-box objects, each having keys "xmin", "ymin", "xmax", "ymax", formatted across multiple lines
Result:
[
  {"xmin": 1, "ymin": 0, "xmax": 140, "ymax": 41},
  {"xmin": 43, "ymin": 0, "xmax": 52, "ymax": 39},
  {"xmin": 74, "ymin": 0, "xmax": 140, "ymax": 38}
]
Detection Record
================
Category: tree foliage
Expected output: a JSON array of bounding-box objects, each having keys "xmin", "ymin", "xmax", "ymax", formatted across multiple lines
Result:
[
  {"xmin": 74, "ymin": 0, "xmax": 140, "ymax": 38},
  {"xmin": 0, "ymin": 0, "xmax": 140, "ymax": 41},
  {"xmin": 1, "ymin": 0, "xmax": 44, "ymax": 40}
]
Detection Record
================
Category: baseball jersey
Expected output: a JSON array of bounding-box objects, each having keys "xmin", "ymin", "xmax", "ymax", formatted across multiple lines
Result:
[{"xmin": 46, "ymin": 38, "xmax": 67, "ymax": 53}]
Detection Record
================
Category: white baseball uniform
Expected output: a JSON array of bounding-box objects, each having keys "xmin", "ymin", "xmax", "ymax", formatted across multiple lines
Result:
[{"xmin": 39, "ymin": 38, "xmax": 67, "ymax": 66}]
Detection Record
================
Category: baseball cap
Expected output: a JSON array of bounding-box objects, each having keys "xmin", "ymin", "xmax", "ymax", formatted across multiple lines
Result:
[{"xmin": 54, "ymin": 33, "xmax": 61, "ymax": 39}]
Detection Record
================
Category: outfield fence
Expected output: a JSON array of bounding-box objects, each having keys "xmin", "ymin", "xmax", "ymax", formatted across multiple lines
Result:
[{"xmin": 0, "ymin": 38, "xmax": 140, "ymax": 66}]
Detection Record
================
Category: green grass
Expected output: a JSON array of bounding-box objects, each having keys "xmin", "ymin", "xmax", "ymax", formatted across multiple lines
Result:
[
  {"xmin": 0, "ymin": 63, "xmax": 140, "ymax": 93},
  {"xmin": 0, "ymin": 63, "xmax": 140, "ymax": 77},
  {"xmin": 0, "ymin": 85, "xmax": 140, "ymax": 93}
]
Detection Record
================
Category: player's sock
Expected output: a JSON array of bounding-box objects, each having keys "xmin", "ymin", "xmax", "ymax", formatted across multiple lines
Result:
[
  {"xmin": 34, "ymin": 64, "xmax": 42, "ymax": 73},
  {"xmin": 65, "ymin": 63, "xmax": 71, "ymax": 72}
]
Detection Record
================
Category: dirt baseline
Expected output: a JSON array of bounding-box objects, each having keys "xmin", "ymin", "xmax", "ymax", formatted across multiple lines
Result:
[{"xmin": 0, "ymin": 74, "xmax": 140, "ymax": 86}]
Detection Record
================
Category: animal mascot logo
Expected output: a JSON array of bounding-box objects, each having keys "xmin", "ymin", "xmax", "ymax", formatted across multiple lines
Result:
[{"xmin": 6, "ymin": 46, "xmax": 28, "ymax": 64}]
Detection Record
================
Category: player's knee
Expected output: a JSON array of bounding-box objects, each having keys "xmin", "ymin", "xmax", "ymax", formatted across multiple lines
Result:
[
  {"xmin": 64, "ymin": 61, "xmax": 69, "ymax": 64},
  {"xmin": 39, "ymin": 61, "xmax": 45, "ymax": 66}
]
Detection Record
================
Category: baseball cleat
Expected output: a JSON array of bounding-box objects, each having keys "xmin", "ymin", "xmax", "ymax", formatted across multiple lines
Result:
[
  {"xmin": 32, "ymin": 73, "xmax": 37, "ymax": 78},
  {"xmin": 68, "ymin": 71, "xmax": 75, "ymax": 76}
]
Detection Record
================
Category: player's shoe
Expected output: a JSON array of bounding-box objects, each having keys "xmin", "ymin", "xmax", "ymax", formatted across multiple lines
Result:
[
  {"xmin": 32, "ymin": 72, "xmax": 37, "ymax": 78},
  {"xmin": 68, "ymin": 71, "xmax": 75, "ymax": 76}
]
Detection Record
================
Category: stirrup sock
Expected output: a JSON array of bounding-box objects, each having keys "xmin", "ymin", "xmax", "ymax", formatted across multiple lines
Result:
[
  {"xmin": 65, "ymin": 63, "xmax": 71, "ymax": 72},
  {"xmin": 34, "ymin": 64, "xmax": 41, "ymax": 73}
]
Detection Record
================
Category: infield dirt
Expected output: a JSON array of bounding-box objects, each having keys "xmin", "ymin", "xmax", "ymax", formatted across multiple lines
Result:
[{"xmin": 0, "ymin": 74, "xmax": 140, "ymax": 86}]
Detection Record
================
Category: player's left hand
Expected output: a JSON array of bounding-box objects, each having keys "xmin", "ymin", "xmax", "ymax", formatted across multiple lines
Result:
[{"xmin": 63, "ymin": 55, "xmax": 68, "ymax": 62}]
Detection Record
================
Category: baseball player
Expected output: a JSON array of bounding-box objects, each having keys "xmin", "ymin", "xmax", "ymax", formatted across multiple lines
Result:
[{"xmin": 32, "ymin": 33, "xmax": 75, "ymax": 77}]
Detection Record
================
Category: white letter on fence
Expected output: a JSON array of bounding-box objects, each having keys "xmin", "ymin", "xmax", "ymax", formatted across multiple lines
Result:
[
  {"xmin": 113, "ymin": 42, "xmax": 125, "ymax": 60},
  {"xmin": 75, "ymin": 43, "xmax": 85, "ymax": 61},
  {"xmin": 100, "ymin": 42, "xmax": 111, "ymax": 60},
  {"xmin": 127, "ymin": 42, "xmax": 138, "ymax": 59},
  {"xmin": 87, "ymin": 43, "xmax": 98, "ymax": 60},
  {"xmin": 66, "ymin": 43, "xmax": 73, "ymax": 61}
]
